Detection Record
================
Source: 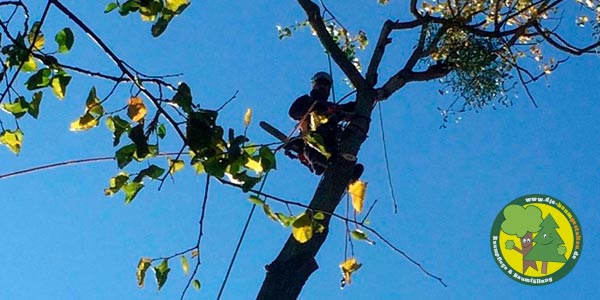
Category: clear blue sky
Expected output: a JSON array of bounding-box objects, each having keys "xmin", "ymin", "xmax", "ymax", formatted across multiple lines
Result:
[{"xmin": 1, "ymin": 1, "xmax": 598, "ymax": 299}]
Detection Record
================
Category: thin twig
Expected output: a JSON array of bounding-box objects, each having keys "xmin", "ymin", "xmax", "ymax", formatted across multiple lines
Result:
[{"xmin": 377, "ymin": 103, "xmax": 398, "ymax": 213}]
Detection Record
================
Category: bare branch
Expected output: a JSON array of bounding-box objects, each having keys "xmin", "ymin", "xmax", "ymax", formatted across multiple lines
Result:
[{"xmin": 296, "ymin": 0, "xmax": 366, "ymax": 90}]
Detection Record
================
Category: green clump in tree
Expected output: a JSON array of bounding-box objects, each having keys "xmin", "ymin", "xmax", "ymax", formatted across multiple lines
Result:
[
  {"xmin": 501, "ymin": 205, "xmax": 543, "ymax": 273},
  {"xmin": 525, "ymin": 213, "xmax": 567, "ymax": 274}
]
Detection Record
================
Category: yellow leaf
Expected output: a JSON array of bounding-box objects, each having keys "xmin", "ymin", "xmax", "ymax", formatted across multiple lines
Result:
[
  {"xmin": 136, "ymin": 257, "xmax": 152, "ymax": 288},
  {"xmin": 191, "ymin": 249, "xmax": 199, "ymax": 258},
  {"xmin": 70, "ymin": 113, "xmax": 99, "ymax": 131},
  {"xmin": 243, "ymin": 108, "xmax": 252, "ymax": 127},
  {"xmin": 22, "ymin": 55, "xmax": 37, "ymax": 72},
  {"xmin": 0, "ymin": 129, "xmax": 24, "ymax": 155},
  {"xmin": 291, "ymin": 212, "xmax": 313, "ymax": 243},
  {"xmin": 127, "ymin": 97, "xmax": 147, "ymax": 122},
  {"xmin": 348, "ymin": 180, "xmax": 367, "ymax": 213},
  {"xmin": 340, "ymin": 257, "xmax": 362, "ymax": 287},
  {"xmin": 244, "ymin": 157, "xmax": 263, "ymax": 174},
  {"xmin": 168, "ymin": 158, "xmax": 185, "ymax": 175},
  {"xmin": 166, "ymin": 0, "xmax": 190, "ymax": 12},
  {"xmin": 180, "ymin": 255, "xmax": 189, "ymax": 276}
]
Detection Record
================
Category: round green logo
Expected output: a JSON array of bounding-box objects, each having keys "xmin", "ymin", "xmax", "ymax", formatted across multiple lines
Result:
[{"xmin": 490, "ymin": 194, "xmax": 583, "ymax": 285}]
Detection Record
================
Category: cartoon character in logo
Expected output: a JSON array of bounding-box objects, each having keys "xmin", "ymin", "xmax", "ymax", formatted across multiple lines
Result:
[
  {"xmin": 524, "ymin": 213, "xmax": 568, "ymax": 274},
  {"xmin": 501, "ymin": 205, "xmax": 543, "ymax": 273}
]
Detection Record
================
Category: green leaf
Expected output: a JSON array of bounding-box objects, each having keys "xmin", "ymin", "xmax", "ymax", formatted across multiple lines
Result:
[
  {"xmin": 115, "ymin": 143, "xmax": 137, "ymax": 168},
  {"xmin": 25, "ymin": 68, "xmax": 51, "ymax": 90},
  {"xmin": 85, "ymin": 87, "xmax": 104, "ymax": 117},
  {"xmin": 104, "ymin": 172, "xmax": 130, "ymax": 196},
  {"xmin": 133, "ymin": 165, "xmax": 165, "ymax": 182},
  {"xmin": 22, "ymin": 55, "xmax": 37, "ymax": 72},
  {"xmin": 313, "ymin": 211, "xmax": 325, "ymax": 221},
  {"xmin": 2, "ymin": 97, "xmax": 29, "ymax": 118},
  {"xmin": 119, "ymin": 0, "xmax": 140, "ymax": 16},
  {"xmin": 180, "ymin": 255, "xmax": 189, "ymax": 276},
  {"xmin": 157, "ymin": 123, "xmax": 166, "ymax": 139},
  {"xmin": 350, "ymin": 229, "xmax": 374, "ymax": 245},
  {"xmin": 136, "ymin": 257, "xmax": 152, "ymax": 288},
  {"xmin": 104, "ymin": 2, "xmax": 118, "ymax": 13},
  {"xmin": 139, "ymin": 0, "xmax": 163, "ymax": 22},
  {"xmin": 151, "ymin": 15, "xmax": 170, "ymax": 37},
  {"xmin": 262, "ymin": 204, "xmax": 278, "ymax": 222},
  {"xmin": 275, "ymin": 213, "xmax": 295, "ymax": 227},
  {"xmin": 55, "ymin": 28, "xmax": 74, "ymax": 53},
  {"xmin": 129, "ymin": 124, "xmax": 149, "ymax": 158},
  {"xmin": 51, "ymin": 74, "xmax": 72, "ymax": 100},
  {"xmin": 259, "ymin": 146, "xmax": 276, "ymax": 171},
  {"xmin": 192, "ymin": 279, "xmax": 201, "ymax": 290},
  {"xmin": 28, "ymin": 92, "xmax": 42, "ymax": 119},
  {"xmin": 0, "ymin": 129, "xmax": 24, "ymax": 155},
  {"xmin": 291, "ymin": 212, "xmax": 313, "ymax": 243},
  {"xmin": 248, "ymin": 195, "xmax": 265, "ymax": 206},
  {"xmin": 123, "ymin": 181, "xmax": 144, "ymax": 204},
  {"xmin": 172, "ymin": 82, "xmax": 193, "ymax": 113},
  {"xmin": 69, "ymin": 113, "xmax": 99, "ymax": 131},
  {"xmin": 106, "ymin": 115, "xmax": 131, "ymax": 146},
  {"xmin": 154, "ymin": 259, "xmax": 171, "ymax": 291}
]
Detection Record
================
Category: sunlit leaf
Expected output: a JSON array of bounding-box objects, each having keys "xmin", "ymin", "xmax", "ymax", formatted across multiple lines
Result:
[
  {"xmin": 262, "ymin": 203, "xmax": 279, "ymax": 222},
  {"xmin": 154, "ymin": 259, "xmax": 171, "ymax": 291},
  {"xmin": 192, "ymin": 279, "xmax": 201, "ymax": 290},
  {"xmin": 25, "ymin": 68, "xmax": 51, "ymax": 90},
  {"xmin": 180, "ymin": 255, "xmax": 189, "ymax": 276},
  {"xmin": 22, "ymin": 55, "xmax": 37, "ymax": 72},
  {"xmin": 243, "ymin": 108, "xmax": 252, "ymax": 127},
  {"xmin": 139, "ymin": 0, "xmax": 163, "ymax": 22},
  {"xmin": 259, "ymin": 146, "xmax": 276, "ymax": 171},
  {"xmin": 313, "ymin": 211, "xmax": 325, "ymax": 220},
  {"xmin": 70, "ymin": 113, "xmax": 99, "ymax": 131},
  {"xmin": 2, "ymin": 97, "xmax": 29, "ymax": 118},
  {"xmin": 55, "ymin": 28, "xmax": 74, "ymax": 53},
  {"xmin": 127, "ymin": 96, "xmax": 147, "ymax": 122},
  {"xmin": 168, "ymin": 158, "xmax": 185, "ymax": 175},
  {"xmin": 291, "ymin": 212, "xmax": 313, "ymax": 243},
  {"xmin": 0, "ymin": 129, "xmax": 24, "ymax": 155},
  {"xmin": 275, "ymin": 213, "xmax": 295, "ymax": 227},
  {"xmin": 104, "ymin": 172, "xmax": 129, "ymax": 196},
  {"xmin": 136, "ymin": 257, "xmax": 152, "ymax": 288},
  {"xmin": 51, "ymin": 74, "xmax": 72, "ymax": 100},
  {"xmin": 165, "ymin": 0, "xmax": 190, "ymax": 12},
  {"xmin": 348, "ymin": 180, "xmax": 367, "ymax": 213},
  {"xmin": 244, "ymin": 157, "xmax": 263, "ymax": 174},
  {"xmin": 86, "ymin": 87, "xmax": 104, "ymax": 116},
  {"xmin": 350, "ymin": 229, "xmax": 374, "ymax": 245},
  {"xmin": 248, "ymin": 195, "xmax": 265, "ymax": 206},
  {"xmin": 340, "ymin": 257, "xmax": 362, "ymax": 287},
  {"xmin": 104, "ymin": 2, "xmax": 118, "ymax": 13},
  {"xmin": 191, "ymin": 249, "xmax": 199, "ymax": 258},
  {"xmin": 123, "ymin": 181, "xmax": 144, "ymax": 204},
  {"xmin": 28, "ymin": 21, "xmax": 45, "ymax": 50}
]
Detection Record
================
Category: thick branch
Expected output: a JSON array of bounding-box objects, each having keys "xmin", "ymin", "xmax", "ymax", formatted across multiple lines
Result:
[
  {"xmin": 296, "ymin": 0, "xmax": 366, "ymax": 90},
  {"xmin": 366, "ymin": 19, "xmax": 424, "ymax": 86}
]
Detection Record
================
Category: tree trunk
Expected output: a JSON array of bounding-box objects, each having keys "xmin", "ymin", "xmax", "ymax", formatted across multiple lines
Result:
[{"xmin": 256, "ymin": 89, "xmax": 374, "ymax": 299}]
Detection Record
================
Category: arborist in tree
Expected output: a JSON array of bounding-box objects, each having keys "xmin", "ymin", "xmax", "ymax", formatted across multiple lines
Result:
[{"xmin": 285, "ymin": 71, "xmax": 363, "ymax": 180}]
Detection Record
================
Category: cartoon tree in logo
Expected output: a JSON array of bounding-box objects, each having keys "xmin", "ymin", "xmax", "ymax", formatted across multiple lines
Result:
[
  {"xmin": 501, "ymin": 205, "xmax": 543, "ymax": 273},
  {"xmin": 525, "ymin": 213, "xmax": 567, "ymax": 274}
]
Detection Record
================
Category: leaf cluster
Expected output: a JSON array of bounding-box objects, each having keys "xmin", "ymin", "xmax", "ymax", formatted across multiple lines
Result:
[{"xmin": 105, "ymin": 0, "xmax": 191, "ymax": 37}]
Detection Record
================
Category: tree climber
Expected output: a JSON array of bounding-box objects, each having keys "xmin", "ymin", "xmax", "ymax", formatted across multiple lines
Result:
[{"xmin": 286, "ymin": 72, "xmax": 363, "ymax": 180}]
